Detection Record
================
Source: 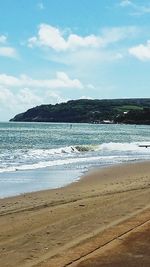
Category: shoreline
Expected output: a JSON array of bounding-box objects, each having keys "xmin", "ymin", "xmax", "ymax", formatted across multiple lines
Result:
[
  {"xmin": 0, "ymin": 167, "xmax": 83, "ymax": 199},
  {"xmin": 0, "ymin": 161, "xmax": 150, "ymax": 267},
  {"xmin": 0, "ymin": 159, "xmax": 149, "ymax": 200}
]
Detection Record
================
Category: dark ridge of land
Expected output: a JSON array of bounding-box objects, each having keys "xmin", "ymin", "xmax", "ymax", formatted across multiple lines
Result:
[{"xmin": 10, "ymin": 98, "xmax": 150, "ymax": 124}]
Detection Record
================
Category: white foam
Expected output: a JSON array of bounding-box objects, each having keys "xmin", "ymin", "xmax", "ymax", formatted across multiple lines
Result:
[
  {"xmin": 0, "ymin": 142, "xmax": 150, "ymax": 173},
  {"xmin": 98, "ymin": 142, "xmax": 150, "ymax": 152},
  {"xmin": 0, "ymin": 153, "xmax": 150, "ymax": 173},
  {"xmin": 26, "ymin": 146, "xmax": 79, "ymax": 158},
  {"xmin": 0, "ymin": 155, "xmax": 100, "ymax": 173}
]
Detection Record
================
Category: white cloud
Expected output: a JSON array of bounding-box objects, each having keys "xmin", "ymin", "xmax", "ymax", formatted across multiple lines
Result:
[
  {"xmin": 0, "ymin": 71, "xmax": 96, "ymax": 120},
  {"xmin": 0, "ymin": 35, "xmax": 7, "ymax": 44},
  {"xmin": 0, "ymin": 72, "xmax": 84, "ymax": 89},
  {"xmin": 37, "ymin": 2, "xmax": 45, "ymax": 10},
  {"xmin": 138, "ymin": 6, "xmax": 150, "ymax": 15},
  {"xmin": 0, "ymin": 86, "xmax": 42, "ymax": 113},
  {"xmin": 131, "ymin": 6, "xmax": 150, "ymax": 16},
  {"xmin": 0, "ymin": 47, "xmax": 17, "ymax": 58},
  {"xmin": 0, "ymin": 84, "xmax": 69, "ymax": 118},
  {"xmin": 28, "ymin": 24, "xmax": 137, "ymax": 52},
  {"xmin": 79, "ymin": 95, "xmax": 93, "ymax": 100},
  {"xmin": 129, "ymin": 41, "xmax": 150, "ymax": 61},
  {"xmin": 119, "ymin": 1, "xmax": 150, "ymax": 15},
  {"xmin": 87, "ymin": 84, "xmax": 95, "ymax": 90},
  {"xmin": 0, "ymin": 85, "xmax": 69, "ymax": 120},
  {"xmin": 45, "ymin": 91, "xmax": 67, "ymax": 104},
  {"xmin": 100, "ymin": 26, "xmax": 138, "ymax": 44},
  {"xmin": 17, "ymin": 88, "xmax": 42, "ymax": 106},
  {"xmin": 28, "ymin": 24, "xmax": 101, "ymax": 51},
  {"xmin": 120, "ymin": 0, "xmax": 132, "ymax": 7},
  {"xmin": 0, "ymin": 87, "xmax": 14, "ymax": 106},
  {"xmin": 51, "ymin": 49, "xmax": 124, "ymax": 70},
  {"xmin": 0, "ymin": 35, "xmax": 18, "ymax": 58}
]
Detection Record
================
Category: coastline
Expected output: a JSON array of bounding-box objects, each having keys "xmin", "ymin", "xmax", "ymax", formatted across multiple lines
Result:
[
  {"xmin": 0, "ymin": 161, "xmax": 150, "ymax": 267},
  {"xmin": 0, "ymin": 167, "xmax": 83, "ymax": 199}
]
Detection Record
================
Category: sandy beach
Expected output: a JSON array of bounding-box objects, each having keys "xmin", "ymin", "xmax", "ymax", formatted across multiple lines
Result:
[{"xmin": 0, "ymin": 161, "xmax": 150, "ymax": 267}]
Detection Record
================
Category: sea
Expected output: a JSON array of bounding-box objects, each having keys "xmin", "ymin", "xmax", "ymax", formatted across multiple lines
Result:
[{"xmin": 0, "ymin": 122, "xmax": 150, "ymax": 198}]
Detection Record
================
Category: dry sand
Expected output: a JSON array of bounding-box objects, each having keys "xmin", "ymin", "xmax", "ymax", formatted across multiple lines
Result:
[{"xmin": 0, "ymin": 161, "xmax": 150, "ymax": 267}]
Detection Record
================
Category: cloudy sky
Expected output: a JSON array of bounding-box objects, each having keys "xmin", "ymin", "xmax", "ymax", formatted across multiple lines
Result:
[{"xmin": 0, "ymin": 0, "xmax": 150, "ymax": 121}]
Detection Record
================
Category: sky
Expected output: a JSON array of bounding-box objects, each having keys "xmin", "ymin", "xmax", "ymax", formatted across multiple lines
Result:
[{"xmin": 0, "ymin": 0, "xmax": 150, "ymax": 121}]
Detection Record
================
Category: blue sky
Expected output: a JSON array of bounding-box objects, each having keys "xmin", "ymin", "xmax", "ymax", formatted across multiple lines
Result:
[{"xmin": 0, "ymin": 0, "xmax": 150, "ymax": 121}]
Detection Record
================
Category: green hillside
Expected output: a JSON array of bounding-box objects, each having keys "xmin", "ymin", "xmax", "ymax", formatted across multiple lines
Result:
[{"xmin": 10, "ymin": 98, "xmax": 150, "ymax": 124}]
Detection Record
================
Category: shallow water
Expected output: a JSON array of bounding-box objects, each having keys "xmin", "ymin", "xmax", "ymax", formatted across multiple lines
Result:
[{"xmin": 0, "ymin": 122, "xmax": 150, "ymax": 197}]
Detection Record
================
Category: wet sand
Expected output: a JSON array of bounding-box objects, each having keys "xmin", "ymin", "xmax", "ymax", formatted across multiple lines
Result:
[
  {"xmin": 0, "ymin": 161, "xmax": 150, "ymax": 267},
  {"xmin": 75, "ymin": 217, "xmax": 150, "ymax": 267}
]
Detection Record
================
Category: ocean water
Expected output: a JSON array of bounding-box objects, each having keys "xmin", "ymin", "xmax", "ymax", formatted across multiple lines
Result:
[{"xmin": 0, "ymin": 122, "xmax": 150, "ymax": 197}]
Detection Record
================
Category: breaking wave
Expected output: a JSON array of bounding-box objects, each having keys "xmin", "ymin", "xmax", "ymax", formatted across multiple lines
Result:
[{"xmin": 0, "ymin": 141, "xmax": 150, "ymax": 173}]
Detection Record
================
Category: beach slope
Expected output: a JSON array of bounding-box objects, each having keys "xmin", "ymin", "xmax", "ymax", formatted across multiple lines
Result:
[{"xmin": 0, "ymin": 161, "xmax": 150, "ymax": 267}]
